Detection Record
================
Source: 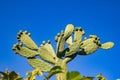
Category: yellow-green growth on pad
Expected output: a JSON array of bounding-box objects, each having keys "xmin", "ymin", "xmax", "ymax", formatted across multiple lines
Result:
[
  {"xmin": 38, "ymin": 40, "xmax": 57, "ymax": 64},
  {"xmin": 26, "ymin": 68, "xmax": 42, "ymax": 80},
  {"xmin": 79, "ymin": 37, "xmax": 99, "ymax": 55}
]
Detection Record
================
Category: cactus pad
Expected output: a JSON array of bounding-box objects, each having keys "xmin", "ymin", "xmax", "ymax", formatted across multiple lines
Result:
[
  {"xmin": 74, "ymin": 27, "xmax": 85, "ymax": 42},
  {"xmin": 79, "ymin": 35, "xmax": 100, "ymax": 55},
  {"xmin": 66, "ymin": 36, "xmax": 73, "ymax": 45},
  {"xmin": 65, "ymin": 41, "xmax": 81, "ymax": 57},
  {"xmin": 38, "ymin": 41, "xmax": 57, "ymax": 64},
  {"xmin": 17, "ymin": 30, "xmax": 38, "ymax": 50},
  {"xmin": 12, "ymin": 43, "xmax": 38, "ymax": 58},
  {"xmin": 28, "ymin": 58, "xmax": 53, "ymax": 72},
  {"xmin": 64, "ymin": 24, "xmax": 74, "ymax": 40},
  {"xmin": 100, "ymin": 42, "xmax": 114, "ymax": 49}
]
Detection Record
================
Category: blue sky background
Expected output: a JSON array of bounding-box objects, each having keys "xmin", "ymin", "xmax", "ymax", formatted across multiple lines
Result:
[{"xmin": 0, "ymin": 0, "xmax": 120, "ymax": 80}]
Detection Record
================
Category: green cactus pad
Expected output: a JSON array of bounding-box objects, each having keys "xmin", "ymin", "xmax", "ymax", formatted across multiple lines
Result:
[
  {"xmin": 66, "ymin": 36, "xmax": 73, "ymax": 45},
  {"xmin": 17, "ymin": 30, "xmax": 38, "ymax": 50},
  {"xmin": 65, "ymin": 41, "xmax": 80, "ymax": 57},
  {"xmin": 74, "ymin": 27, "xmax": 85, "ymax": 42},
  {"xmin": 63, "ymin": 24, "xmax": 74, "ymax": 40},
  {"xmin": 79, "ymin": 37, "xmax": 99, "ymax": 55},
  {"xmin": 28, "ymin": 58, "xmax": 53, "ymax": 72},
  {"xmin": 56, "ymin": 34, "xmax": 65, "ymax": 53},
  {"xmin": 80, "ymin": 36, "xmax": 97, "ymax": 47},
  {"xmin": 80, "ymin": 42, "xmax": 99, "ymax": 55},
  {"xmin": 101, "ymin": 42, "xmax": 114, "ymax": 49},
  {"xmin": 38, "ymin": 43, "xmax": 57, "ymax": 64},
  {"xmin": 43, "ymin": 42, "xmax": 56, "ymax": 57},
  {"xmin": 12, "ymin": 44, "xmax": 38, "ymax": 58}
]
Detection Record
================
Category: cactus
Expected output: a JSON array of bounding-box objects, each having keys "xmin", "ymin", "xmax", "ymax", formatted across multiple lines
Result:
[{"xmin": 12, "ymin": 24, "xmax": 114, "ymax": 80}]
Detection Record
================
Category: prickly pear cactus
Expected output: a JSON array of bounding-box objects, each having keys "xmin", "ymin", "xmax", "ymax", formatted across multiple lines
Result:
[{"xmin": 12, "ymin": 24, "xmax": 114, "ymax": 80}]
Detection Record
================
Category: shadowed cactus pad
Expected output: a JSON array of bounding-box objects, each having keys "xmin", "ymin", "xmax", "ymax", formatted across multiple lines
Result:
[{"xmin": 65, "ymin": 41, "xmax": 81, "ymax": 57}]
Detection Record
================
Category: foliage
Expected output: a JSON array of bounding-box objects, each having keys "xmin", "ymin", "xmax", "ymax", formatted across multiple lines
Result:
[
  {"xmin": 25, "ymin": 68, "xmax": 42, "ymax": 80},
  {"xmin": 67, "ymin": 71, "xmax": 82, "ymax": 80},
  {"xmin": 0, "ymin": 70, "xmax": 107, "ymax": 80},
  {"xmin": 0, "ymin": 69, "xmax": 23, "ymax": 80}
]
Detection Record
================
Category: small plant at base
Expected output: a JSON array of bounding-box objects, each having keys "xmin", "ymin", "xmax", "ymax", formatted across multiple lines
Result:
[{"xmin": 0, "ymin": 69, "xmax": 23, "ymax": 80}]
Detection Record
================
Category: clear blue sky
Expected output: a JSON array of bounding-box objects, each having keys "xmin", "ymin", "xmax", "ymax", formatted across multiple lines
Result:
[{"xmin": 0, "ymin": 0, "xmax": 120, "ymax": 80}]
